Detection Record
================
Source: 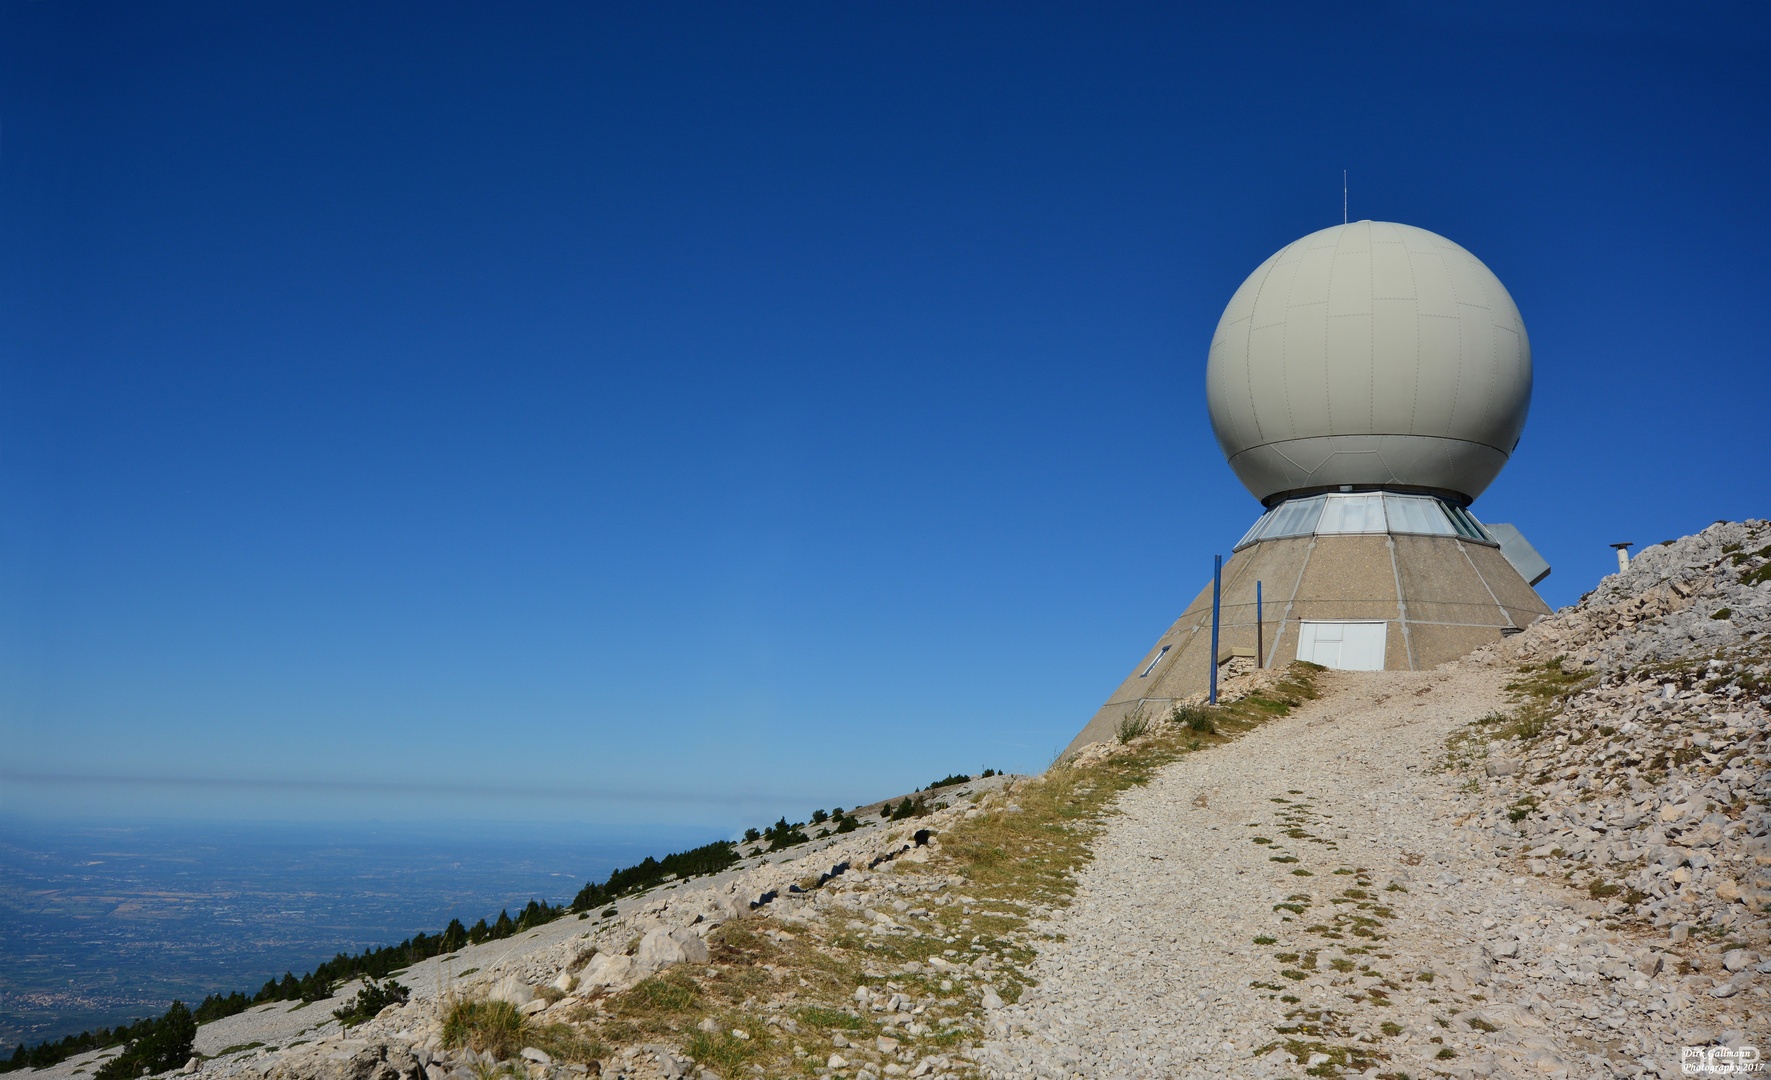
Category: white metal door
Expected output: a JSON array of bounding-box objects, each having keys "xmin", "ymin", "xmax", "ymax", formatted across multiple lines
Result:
[{"xmin": 1296, "ymin": 621, "xmax": 1387, "ymax": 671}]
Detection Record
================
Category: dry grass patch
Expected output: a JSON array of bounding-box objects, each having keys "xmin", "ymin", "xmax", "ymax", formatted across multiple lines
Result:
[
  {"xmin": 441, "ymin": 999, "xmax": 526, "ymax": 1060},
  {"xmin": 441, "ymin": 997, "xmax": 607, "ymax": 1069}
]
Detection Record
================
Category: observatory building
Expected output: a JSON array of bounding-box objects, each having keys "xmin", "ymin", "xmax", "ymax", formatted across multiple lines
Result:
[{"xmin": 1066, "ymin": 220, "xmax": 1552, "ymax": 755}]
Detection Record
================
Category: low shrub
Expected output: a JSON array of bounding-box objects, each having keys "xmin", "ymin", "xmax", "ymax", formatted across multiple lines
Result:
[
  {"xmin": 332, "ymin": 977, "xmax": 409, "ymax": 1026},
  {"xmin": 763, "ymin": 818, "xmax": 809, "ymax": 850},
  {"xmin": 1116, "ymin": 706, "xmax": 1150, "ymax": 744},
  {"xmin": 1170, "ymin": 703, "xmax": 1217, "ymax": 734},
  {"xmin": 888, "ymin": 797, "xmax": 927, "ymax": 821}
]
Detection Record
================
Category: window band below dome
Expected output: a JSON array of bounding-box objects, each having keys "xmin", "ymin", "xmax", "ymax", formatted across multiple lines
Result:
[{"xmin": 1232, "ymin": 492, "xmax": 1494, "ymax": 550}]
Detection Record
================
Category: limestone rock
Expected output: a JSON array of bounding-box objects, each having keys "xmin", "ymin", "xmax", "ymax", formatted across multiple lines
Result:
[
  {"xmin": 637, "ymin": 927, "xmax": 687, "ymax": 971},
  {"xmin": 1691, "ymin": 821, "xmax": 1725, "ymax": 847},
  {"xmin": 574, "ymin": 950, "xmax": 607, "ymax": 976},
  {"xmin": 580, "ymin": 954, "xmax": 634, "ymax": 987},
  {"xmin": 669, "ymin": 926, "xmax": 710, "ymax": 964},
  {"xmin": 489, "ymin": 976, "xmax": 534, "ymax": 1006}
]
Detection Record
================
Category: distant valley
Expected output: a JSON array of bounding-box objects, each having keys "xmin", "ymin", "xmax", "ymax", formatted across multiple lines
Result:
[{"xmin": 0, "ymin": 817, "xmax": 723, "ymax": 1048}]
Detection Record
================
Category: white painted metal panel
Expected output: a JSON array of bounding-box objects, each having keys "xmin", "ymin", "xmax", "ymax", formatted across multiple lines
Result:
[{"xmin": 1297, "ymin": 621, "xmax": 1387, "ymax": 671}]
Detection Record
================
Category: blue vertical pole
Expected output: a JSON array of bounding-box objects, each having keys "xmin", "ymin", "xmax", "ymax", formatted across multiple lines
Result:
[
  {"xmin": 1256, "ymin": 580, "xmax": 1264, "ymax": 669},
  {"xmin": 1209, "ymin": 554, "xmax": 1221, "ymax": 704}
]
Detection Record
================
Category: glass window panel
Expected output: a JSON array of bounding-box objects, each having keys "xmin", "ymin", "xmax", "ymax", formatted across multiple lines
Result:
[
  {"xmin": 1257, "ymin": 503, "xmax": 1287, "ymax": 540},
  {"xmin": 1235, "ymin": 512, "xmax": 1271, "ymax": 549},
  {"xmin": 1461, "ymin": 508, "xmax": 1493, "ymax": 543},
  {"xmin": 1352, "ymin": 494, "xmax": 1387, "ymax": 532},
  {"xmin": 1317, "ymin": 493, "xmax": 1386, "ymax": 533},
  {"xmin": 1238, "ymin": 496, "xmax": 1326, "ymax": 548},
  {"xmin": 1440, "ymin": 501, "xmax": 1491, "ymax": 541},
  {"xmin": 1383, "ymin": 494, "xmax": 1426, "ymax": 533},
  {"xmin": 1263, "ymin": 495, "xmax": 1324, "ymax": 539},
  {"xmin": 1384, "ymin": 494, "xmax": 1453, "ymax": 535},
  {"xmin": 1455, "ymin": 509, "xmax": 1478, "ymax": 538},
  {"xmin": 1294, "ymin": 494, "xmax": 1328, "ymax": 534}
]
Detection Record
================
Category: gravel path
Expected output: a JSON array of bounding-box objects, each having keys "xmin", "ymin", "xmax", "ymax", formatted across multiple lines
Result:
[{"xmin": 983, "ymin": 666, "xmax": 1764, "ymax": 1080}]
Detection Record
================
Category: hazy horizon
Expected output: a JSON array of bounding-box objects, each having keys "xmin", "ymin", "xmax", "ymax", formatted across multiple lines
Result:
[{"xmin": 0, "ymin": 814, "xmax": 731, "ymax": 1047}]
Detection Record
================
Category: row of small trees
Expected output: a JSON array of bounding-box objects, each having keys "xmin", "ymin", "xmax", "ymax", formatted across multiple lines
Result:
[
  {"xmin": 923, "ymin": 768, "xmax": 996, "ymax": 790},
  {"xmin": 569, "ymin": 839, "xmax": 742, "ymax": 911},
  {"xmin": 0, "ymin": 1001, "xmax": 199, "ymax": 1080}
]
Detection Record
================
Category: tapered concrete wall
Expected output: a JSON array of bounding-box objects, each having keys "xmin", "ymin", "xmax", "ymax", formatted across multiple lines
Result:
[{"xmin": 1061, "ymin": 530, "xmax": 1551, "ymax": 757}]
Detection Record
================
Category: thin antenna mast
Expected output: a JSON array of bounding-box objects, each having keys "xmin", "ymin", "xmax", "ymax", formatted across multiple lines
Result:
[{"xmin": 1342, "ymin": 170, "xmax": 1347, "ymax": 224}]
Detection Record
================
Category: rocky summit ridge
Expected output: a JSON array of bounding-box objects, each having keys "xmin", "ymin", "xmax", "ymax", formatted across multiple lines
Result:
[
  {"xmin": 1455, "ymin": 518, "xmax": 1771, "ymax": 936},
  {"xmin": 22, "ymin": 519, "xmax": 1771, "ymax": 1080}
]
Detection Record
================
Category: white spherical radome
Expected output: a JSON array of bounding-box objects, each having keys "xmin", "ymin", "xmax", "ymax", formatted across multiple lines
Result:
[{"xmin": 1206, "ymin": 221, "xmax": 1531, "ymax": 506}]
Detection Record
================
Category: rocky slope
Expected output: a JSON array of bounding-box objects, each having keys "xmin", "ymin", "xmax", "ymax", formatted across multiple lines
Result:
[{"xmin": 1459, "ymin": 518, "xmax": 1771, "ymax": 938}]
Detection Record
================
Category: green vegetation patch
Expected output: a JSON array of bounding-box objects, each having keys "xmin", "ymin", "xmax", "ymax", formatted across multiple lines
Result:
[{"xmin": 332, "ymin": 977, "xmax": 409, "ymax": 1026}]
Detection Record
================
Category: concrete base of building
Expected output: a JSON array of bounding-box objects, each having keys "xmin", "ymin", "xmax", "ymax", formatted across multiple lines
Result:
[{"xmin": 1060, "ymin": 530, "xmax": 1551, "ymax": 759}]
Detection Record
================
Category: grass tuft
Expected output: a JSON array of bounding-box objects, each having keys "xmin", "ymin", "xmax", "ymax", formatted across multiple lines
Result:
[
  {"xmin": 1117, "ymin": 705, "xmax": 1151, "ymax": 744},
  {"xmin": 441, "ymin": 999, "xmax": 526, "ymax": 1060}
]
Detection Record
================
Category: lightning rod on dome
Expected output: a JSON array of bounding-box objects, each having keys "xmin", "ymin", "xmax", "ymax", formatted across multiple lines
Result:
[{"xmin": 1342, "ymin": 170, "xmax": 1347, "ymax": 224}]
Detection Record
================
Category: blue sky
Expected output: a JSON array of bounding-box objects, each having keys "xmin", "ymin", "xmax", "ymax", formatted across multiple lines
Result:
[{"xmin": 2, "ymin": 2, "xmax": 1767, "ymax": 829}]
